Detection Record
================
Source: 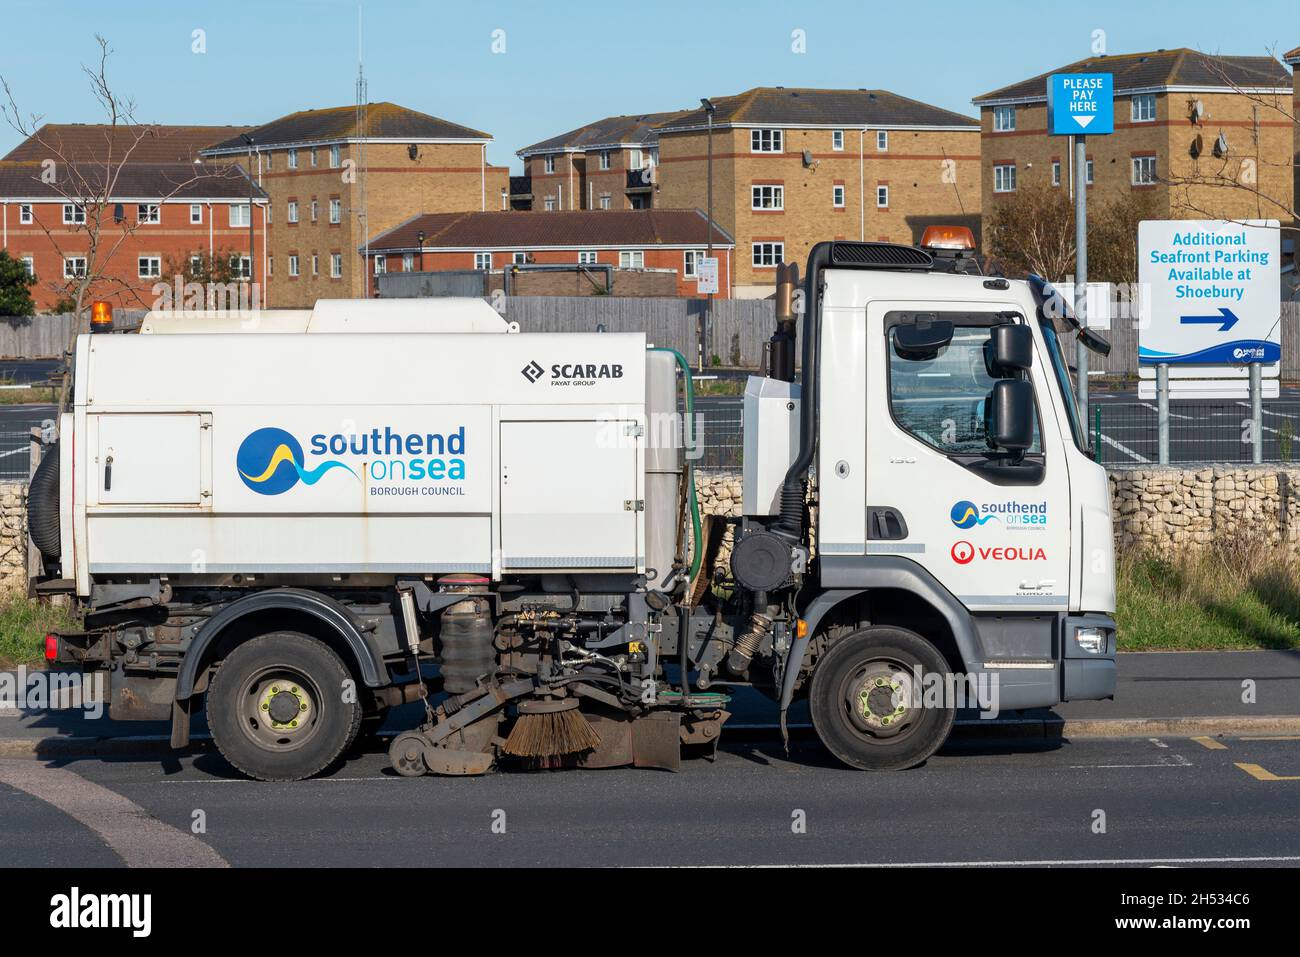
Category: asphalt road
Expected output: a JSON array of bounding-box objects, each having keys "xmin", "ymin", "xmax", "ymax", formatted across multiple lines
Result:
[{"xmin": 2, "ymin": 732, "xmax": 1298, "ymax": 867}]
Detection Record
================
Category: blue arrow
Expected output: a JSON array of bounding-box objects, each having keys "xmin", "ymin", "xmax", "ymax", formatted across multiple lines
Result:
[{"xmin": 1179, "ymin": 307, "xmax": 1239, "ymax": 332}]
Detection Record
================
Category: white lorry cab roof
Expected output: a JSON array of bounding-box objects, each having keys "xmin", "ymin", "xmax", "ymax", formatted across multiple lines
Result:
[{"xmin": 139, "ymin": 297, "xmax": 514, "ymax": 335}]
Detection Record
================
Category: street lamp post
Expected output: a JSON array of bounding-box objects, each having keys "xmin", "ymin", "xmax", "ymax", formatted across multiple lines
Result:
[
  {"xmin": 416, "ymin": 229, "xmax": 425, "ymax": 272},
  {"xmin": 700, "ymin": 97, "xmax": 716, "ymax": 373}
]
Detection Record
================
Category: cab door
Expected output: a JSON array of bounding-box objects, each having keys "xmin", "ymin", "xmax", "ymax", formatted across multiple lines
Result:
[{"xmin": 861, "ymin": 304, "xmax": 1071, "ymax": 615}]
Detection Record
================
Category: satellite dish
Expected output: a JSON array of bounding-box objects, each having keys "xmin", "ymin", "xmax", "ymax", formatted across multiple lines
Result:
[
  {"xmin": 1190, "ymin": 134, "xmax": 1203, "ymax": 158},
  {"xmin": 1190, "ymin": 99, "xmax": 1205, "ymax": 123},
  {"xmin": 1213, "ymin": 131, "xmax": 1229, "ymax": 157},
  {"xmin": 801, "ymin": 150, "xmax": 815, "ymax": 167}
]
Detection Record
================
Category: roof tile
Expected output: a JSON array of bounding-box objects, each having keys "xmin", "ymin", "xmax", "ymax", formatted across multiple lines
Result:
[{"xmin": 366, "ymin": 209, "xmax": 733, "ymax": 251}]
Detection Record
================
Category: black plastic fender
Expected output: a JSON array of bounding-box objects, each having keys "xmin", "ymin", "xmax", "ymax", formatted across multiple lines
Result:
[
  {"xmin": 780, "ymin": 556, "xmax": 982, "ymax": 712},
  {"xmin": 174, "ymin": 588, "xmax": 387, "ymax": 701}
]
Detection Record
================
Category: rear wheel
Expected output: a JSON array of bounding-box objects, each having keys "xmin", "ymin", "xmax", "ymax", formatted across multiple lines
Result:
[
  {"xmin": 809, "ymin": 626, "xmax": 955, "ymax": 771},
  {"xmin": 207, "ymin": 632, "xmax": 362, "ymax": 781}
]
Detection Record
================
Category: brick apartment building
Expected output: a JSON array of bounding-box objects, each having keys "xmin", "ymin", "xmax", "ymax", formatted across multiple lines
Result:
[
  {"xmin": 972, "ymin": 49, "xmax": 1295, "ymax": 224},
  {"xmin": 201, "ymin": 103, "xmax": 510, "ymax": 307},
  {"xmin": 1287, "ymin": 45, "xmax": 1300, "ymax": 224},
  {"xmin": 1, "ymin": 124, "xmax": 267, "ymax": 312},
  {"xmin": 516, "ymin": 112, "xmax": 687, "ymax": 213},
  {"xmin": 363, "ymin": 209, "xmax": 733, "ymax": 298},
  {"xmin": 653, "ymin": 88, "xmax": 981, "ymax": 296}
]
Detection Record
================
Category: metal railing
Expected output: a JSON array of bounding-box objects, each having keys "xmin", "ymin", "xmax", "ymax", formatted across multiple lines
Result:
[
  {"xmin": 0, "ymin": 432, "xmax": 35, "ymax": 481},
  {"xmin": 1092, "ymin": 401, "xmax": 1300, "ymax": 466}
]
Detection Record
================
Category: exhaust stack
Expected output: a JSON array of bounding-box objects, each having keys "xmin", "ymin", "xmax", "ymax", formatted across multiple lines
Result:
[{"xmin": 768, "ymin": 262, "xmax": 799, "ymax": 382}]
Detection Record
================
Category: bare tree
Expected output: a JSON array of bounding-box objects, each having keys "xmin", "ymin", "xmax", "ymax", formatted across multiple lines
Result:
[
  {"xmin": 0, "ymin": 35, "xmax": 238, "ymax": 410},
  {"xmin": 984, "ymin": 184, "xmax": 1077, "ymax": 280}
]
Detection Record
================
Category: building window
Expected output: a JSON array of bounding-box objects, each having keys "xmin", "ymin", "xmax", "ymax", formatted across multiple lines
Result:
[
  {"xmin": 578, "ymin": 250, "xmax": 598, "ymax": 265},
  {"xmin": 63, "ymin": 256, "xmax": 87, "ymax": 279},
  {"xmin": 230, "ymin": 255, "xmax": 251, "ymax": 280},
  {"xmin": 832, "ymin": 130, "xmax": 844, "ymax": 151},
  {"xmin": 62, "ymin": 204, "xmax": 86, "ymax": 225},
  {"xmin": 833, "ymin": 184, "xmax": 846, "ymax": 208},
  {"xmin": 330, "ymin": 253, "xmax": 342, "ymax": 278},
  {"xmin": 267, "ymin": 257, "xmax": 273, "ymax": 277},
  {"xmin": 330, "ymin": 145, "xmax": 340, "ymax": 168},
  {"xmin": 876, "ymin": 130, "xmax": 888, "ymax": 151},
  {"xmin": 1131, "ymin": 93, "xmax": 1156, "ymax": 122},
  {"xmin": 544, "ymin": 196, "xmax": 556, "ymax": 212},
  {"xmin": 310, "ymin": 200, "xmax": 319, "ymax": 222},
  {"xmin": 265, "ymin": 152, "xmax": 272, "ymax": 171},
  {"xmin": 751, "ymin": 129, "xmax": 783, "ymax": 153},
  {"xmin": 189, "ymin": 255, "xmax": 203, "ymax": 276},
  {"xmin": 474, "ymin": 252, "xmax": 492, "ymax": 270},
  {"xmin": 137, "ymin": 256, "xmax": 161, "ymax": 279},
  {"xmin": 311, "ymin": 254, "xmax": 319, "ymax": 276},
  {"xmin": 599, "ymin": 151, "xmax": 611, "ymax": 170},
  {"xmin": 752, "ymin": 242, "xmax": 783, "ymax": 268},
  {"xmin": 993, "ymin": 164, "xmax": 1017, "ymax": 193},
  {"xmin": 628, "ymin": 148, "xmax": 643, "ymax": 169},
  {"xmin": 1132, "ymin": 155, "xmax": 1157, "ymax": 185},
  {"xmin": 544, "ymin": 155, "xmax": 556, "ymax": 174},
  {"xmin": 752, "ymin": 184, "xmax": 784, "ymax": 210},
  {"xmin": 231, "ymin": 204, "xmax": 251, "ymax": 227},
  {"xmin": 374, "ymin": 254, "xmax": 386, "ymax": 275},
  {"xmin": 287, "ymin": 201, "xmax": 298, "ymax": 224},
  {"xmin": 512, "ymin": 252, "xmax": 527, "ymax": 265},
  {"xmin": 619, "ymin": 250, "xmax": 644, "ymax": 269},
  {"xmin": 403, "ymin": 253, "xmax": 414, "ymax": 271},
  {"xmin": 1051, "ymin": 161, "xmax": 1061, "ymax": 187},
  {"xmin": 189, "ymin": 204, "xmax": 202, "ymax": 224},
  {"xmin": 329, "ymin": 198, "xmax": 341, "ymax": 224},
  {"xmin": 992, "ymin": 105, "xmax": 1016, "ymax": 132},
  {"xmin": 18, "ymin": 204, "xmax": 32, "ymax": 224},
  {"xmin": 137, "ymin": 203, "xmax": 160, "ymax": 224},
  {"xmin": 1086, "ymin": 160, "xmax": 1094, "ymax": 185},
  {"xmin": 21, "ymin": 256, "xmax": 33, "ymax": 277},
  {"xmin": 288, "ymin": 148, "xmax": 298, "ymax": 169},
  {"xmin": 599, "ymin": 194, "xmax": 612, "ymax": 210},
  {"xmin": 876, "ymin": 185, "xmax": 889, "ymax": 208},
  {"xmin": 683, "ymin": 249, "xmax": 706, "ymax": 278},
  {"xmin": 310, "ymin": 148, "xmax": 318, "ymax": 167}
]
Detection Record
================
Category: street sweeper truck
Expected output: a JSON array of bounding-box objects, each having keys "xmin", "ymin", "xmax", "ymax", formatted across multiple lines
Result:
[{"xmin": 33, "ymin": 231, "xmax": 1119, "ymax": 780}]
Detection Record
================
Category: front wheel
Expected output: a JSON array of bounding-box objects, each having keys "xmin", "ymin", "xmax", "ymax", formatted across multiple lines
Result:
[
  {"xmin": 809, "ymin": 626, "xmax": 955, "ymax": 771},
  {"xmin": 207, "ymin": 632, "xmax": 362, "ymax": 781}
]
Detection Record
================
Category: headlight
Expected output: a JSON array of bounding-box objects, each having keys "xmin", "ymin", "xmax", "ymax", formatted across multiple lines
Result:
[{"xmin": 1075, "ymin": 627, "xmax": 1107, "ymax": 654}]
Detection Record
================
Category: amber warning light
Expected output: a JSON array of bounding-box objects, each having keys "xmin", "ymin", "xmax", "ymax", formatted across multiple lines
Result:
[
  {"xmin": 90, "ymin": 300, "xmax": 113, "ymax": 332},
  {"xmin": 920, "ymin": 225, "xmax": 976, "ymax": 252}
]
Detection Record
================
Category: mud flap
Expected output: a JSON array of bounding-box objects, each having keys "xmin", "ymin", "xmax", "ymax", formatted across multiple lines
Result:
[{"xmin": 632, "ymin": 711, "xmax": 682, "ymax": 771}]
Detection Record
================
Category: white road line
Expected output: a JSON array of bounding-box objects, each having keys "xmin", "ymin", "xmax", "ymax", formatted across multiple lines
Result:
[
  {"xmin": 1098, "ymin": 431, "xmax": 1150, "ymax": 463},
  {"xmin": 0, "ymin": 758, "xmax": 228, "ymax": 867},
  {"xmin": 1139, "ymin": 403, "xmax": 1195, "ymax": 420},
  {"xmin": 716, "ymin": 855, "xmax": 1300, "ymax": 868}
]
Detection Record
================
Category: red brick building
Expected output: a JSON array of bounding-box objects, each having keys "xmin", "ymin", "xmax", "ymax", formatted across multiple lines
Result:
[
  {"xmin": 363, "ymin": 209, "xmax": 733, "ymax": 298},
  {"xmin": 0, "ymin": 155, "xmax": 267, "ymax": 313},
  {"xmin": 516, "ymin": 112, "xmax": 687, "ymax": 212}
]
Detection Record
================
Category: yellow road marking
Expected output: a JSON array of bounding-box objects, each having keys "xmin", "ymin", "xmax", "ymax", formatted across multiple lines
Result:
[
  {"xmin": 1237, "ymin": 735, "xmax": 1300, "ymax": 741},
  {"xmin": 1235, "ymin": 762, "xmax": 1300, "ymax": 782},
  {"xmin": 1191, "ymin": 736, "xmax": 1227, "ymax": 750}
]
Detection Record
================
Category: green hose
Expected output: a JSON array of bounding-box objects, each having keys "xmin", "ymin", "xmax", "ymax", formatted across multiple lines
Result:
[{"xmin": 650, "ymin": 348, "xmax": 703, "ymax": 586}]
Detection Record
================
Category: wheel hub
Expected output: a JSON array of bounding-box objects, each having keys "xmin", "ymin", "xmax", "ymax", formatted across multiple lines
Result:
[
  {"xmin": 260, "ymin": 683, "xmax": 311, "ymax": 730},
  {"xmin": 850, "ymin": 668, "xmax": 913, "ymax": 736}
]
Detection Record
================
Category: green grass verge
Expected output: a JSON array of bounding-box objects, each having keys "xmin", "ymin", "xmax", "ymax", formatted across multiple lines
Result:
[
  {"xmin": 0, "ymin": 592, "xmax": 76, "ymax": 668},
  {"xmin": 0, "ymin": 385, "xmax": 57, "ymax": 405},
  {"xmin": 1117, "ymin": 546, "xmax": 1300, "ymax": 650}
]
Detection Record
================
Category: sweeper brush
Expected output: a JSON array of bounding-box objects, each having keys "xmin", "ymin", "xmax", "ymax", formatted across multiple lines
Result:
[{"xmin": 503, "ymin": 697, "xmax": 601, "ymax": 758}]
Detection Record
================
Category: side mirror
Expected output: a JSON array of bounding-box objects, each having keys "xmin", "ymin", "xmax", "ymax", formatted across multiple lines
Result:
[
  {"xmin": 892, "ymin": 319, "xmax": 954, "ymax": 360},
  {"xmin": 986, "ymin": 379, "xmax": 1035, "ymax": 452},
  {"xmin": 986, "ymin": 322, "xmax": 1033, "ymax": 375}
]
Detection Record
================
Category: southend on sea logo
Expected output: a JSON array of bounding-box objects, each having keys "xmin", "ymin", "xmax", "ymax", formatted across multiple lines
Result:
[
  {"xmin": 950, "ymin": 500, "xmax": 998, "ymax": 529},
  {"xmin": 237, "ymin": 427, "xmax": 357, "ymax": 495}
]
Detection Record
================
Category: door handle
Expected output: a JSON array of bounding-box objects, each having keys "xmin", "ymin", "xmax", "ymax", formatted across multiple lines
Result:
[
  {"xmin": 866, "ymin": 506, "xmax": 909, "ymax": 541},
  {"xmin": 104, "ymin": 455, "xmax": 113, "ymax": 492}
]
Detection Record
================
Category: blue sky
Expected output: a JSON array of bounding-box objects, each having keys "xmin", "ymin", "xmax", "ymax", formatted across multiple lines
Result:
[{"xmin": 1, "ymin": 0, "xmax": 1295, "ymax": 172}]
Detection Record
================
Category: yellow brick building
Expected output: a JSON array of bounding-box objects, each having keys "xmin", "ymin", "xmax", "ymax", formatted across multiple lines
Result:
[
  {"xmin": 202, "ymin": 103, "xmax": 509, "ymax": 307},
  {"xmin": 972, "ymin": 50, "xmax": 1294, "ymax": 225}
]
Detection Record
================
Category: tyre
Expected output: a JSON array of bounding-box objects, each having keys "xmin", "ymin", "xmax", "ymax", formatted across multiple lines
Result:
[
  {"xmin": 207, "ymin": 631, "xmax": 362, "ymax": 781},
  {"xmin": 28, "ymin": 441, "xmax": 60, "ymax": 561},
  {"xmin": 809, "ymin": 626, "xmax": 956, "ymax": 771}
]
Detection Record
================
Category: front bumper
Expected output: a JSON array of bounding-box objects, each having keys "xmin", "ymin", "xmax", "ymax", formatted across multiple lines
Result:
[{"xmin": 1061, "ymin": 613, "xmax": 1117, "ymax": 701}]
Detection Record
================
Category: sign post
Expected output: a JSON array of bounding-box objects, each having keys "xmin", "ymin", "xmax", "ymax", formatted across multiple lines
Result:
[{"xmin": 1047, "ymin": 72, "xmax": 1113, "ymax": 433}]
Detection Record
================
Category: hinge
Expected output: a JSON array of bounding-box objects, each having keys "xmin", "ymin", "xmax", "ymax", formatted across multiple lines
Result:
[{"xmin": 624, "ymin": 499, "xmax": 645, "ymax": 511}]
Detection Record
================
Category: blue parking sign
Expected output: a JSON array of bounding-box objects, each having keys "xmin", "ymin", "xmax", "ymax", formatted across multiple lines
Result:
[{"xmin": 1047, "ymin": 73, "xmax": 1113, "ymax": 135}]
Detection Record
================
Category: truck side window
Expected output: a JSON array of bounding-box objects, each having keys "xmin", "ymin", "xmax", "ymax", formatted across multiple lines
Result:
[{"xmin": 886, "ymin": 324, "xmax": 1041, "ymax": 455}]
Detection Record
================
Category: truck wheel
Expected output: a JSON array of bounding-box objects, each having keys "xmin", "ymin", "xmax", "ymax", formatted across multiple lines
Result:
[
  {"xmin": 207, "ymin": 632, "xmax": 363, "ymax": 781},
  {"xmin": 809, "ymin": 626, "xmax": 955, "ymax": 772}
]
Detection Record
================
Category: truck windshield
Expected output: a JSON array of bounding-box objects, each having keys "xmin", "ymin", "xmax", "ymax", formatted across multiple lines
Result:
[{"xmin": 1036, "ymin": 315, "xmax": 1089, "ymax": 454}]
